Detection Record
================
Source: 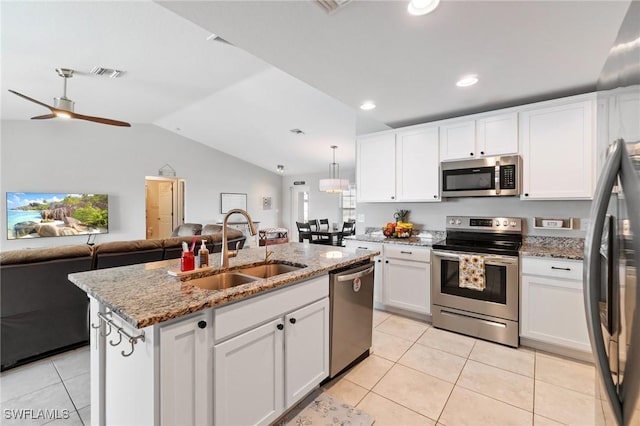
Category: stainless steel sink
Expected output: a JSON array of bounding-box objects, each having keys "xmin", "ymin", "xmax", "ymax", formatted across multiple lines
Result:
[
  {"xmin": 235, "ymin": 262, "xmax": 305, "ymax": 279},
  {"xmin": 187, "ymin": 272, "xmax": 257, "ymax": 291}
]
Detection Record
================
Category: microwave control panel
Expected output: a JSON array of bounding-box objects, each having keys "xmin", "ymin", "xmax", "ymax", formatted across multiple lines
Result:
[{"xmin": 500, "ymin": 165, "xmax": 517, "ymax": 189}]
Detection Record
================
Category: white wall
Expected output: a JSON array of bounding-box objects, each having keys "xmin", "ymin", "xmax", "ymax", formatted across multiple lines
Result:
[
  {"xmin": 357, "ymin": 197, "xmax": 592, "ymax": 238},
  {"xmin": 0, "ymin": 120, "xmax": 283, "ymax": 250}
]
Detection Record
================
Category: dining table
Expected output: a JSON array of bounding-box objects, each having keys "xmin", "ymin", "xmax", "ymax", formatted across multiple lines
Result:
[{"xmin": 310, "ymin": 230, "xmax": 343, "ymax": 246}]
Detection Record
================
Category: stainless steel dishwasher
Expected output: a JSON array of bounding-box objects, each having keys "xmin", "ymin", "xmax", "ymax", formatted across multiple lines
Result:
[{"xmin": 329, "ymin": 261, "xmax": 375, "ymax": 378}]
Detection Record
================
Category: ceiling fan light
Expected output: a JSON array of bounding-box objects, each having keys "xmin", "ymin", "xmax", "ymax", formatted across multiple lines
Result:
[
  {"xmin": 55, "ymin": 111, "xmax": 72, "ymax": 119},
  {"xmin": 54, "ymin": 97, "xmax": 74, "ymax": 112},
  {"xmin": 408, "ymin": 0, "xmax": 440, "ymax": 16}
]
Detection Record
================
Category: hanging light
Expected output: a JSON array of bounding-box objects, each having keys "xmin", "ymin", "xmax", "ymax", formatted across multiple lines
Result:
[{"xmin": 319, "ymin": 145, "xmax": 349, "ymax": 193}]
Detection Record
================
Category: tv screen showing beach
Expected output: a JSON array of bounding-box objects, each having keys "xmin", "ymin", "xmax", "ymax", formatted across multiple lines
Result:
[{"xmin": 7, "ymin": 192, "xmax": 108, "ymax": 239}]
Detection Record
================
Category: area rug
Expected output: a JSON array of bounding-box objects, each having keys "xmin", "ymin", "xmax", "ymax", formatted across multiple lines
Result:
[{"xmin": 281, "ymin": 390, "xmax": 374, "ymax": 426}]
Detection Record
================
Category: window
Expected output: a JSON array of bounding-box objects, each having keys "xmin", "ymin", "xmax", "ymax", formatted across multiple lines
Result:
[{"xmin": 340, "ymin": 185, "xmax": 356, "ymax": 223}]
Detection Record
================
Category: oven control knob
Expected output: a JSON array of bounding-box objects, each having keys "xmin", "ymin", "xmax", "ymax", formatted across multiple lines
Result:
[
  {"xmin": 503, "ymin": 220, "xmax": 508, "ymax": 226},
  {"xmin": 510, "ymin": 221, "xmax": 517, "ymax": 227},
  {"xmin": 495, "ymin": 220, "xmax": 500, "ymax": 226},
  {"xmin": 449, "ymin": 219, "xmax": 455, "ymax": 225},
  {"xmin": 455, "ymin": 219, "xmax": 462, "ymax": 225}
]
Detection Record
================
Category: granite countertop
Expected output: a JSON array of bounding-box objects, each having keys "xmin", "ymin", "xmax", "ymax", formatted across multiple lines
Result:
[
  {"xmin": 346, "ymin": 231, "xmax": 445, "ymax": 247},
  {"xmin": 519, "ymin": 237, "xmax": 585, "ymax": 261},
  {"xmin": 69, "ymin": 243, "xmax": 379, "ymax": 329}
]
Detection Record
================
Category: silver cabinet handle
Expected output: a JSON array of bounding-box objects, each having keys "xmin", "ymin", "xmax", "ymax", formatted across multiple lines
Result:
[
  {"xmin": 400, "ymin": 251, "xmax": 413, "ymax": 255},
  {"xmin": 551, "ymin": 266, "xmax": 571, "ymax": 271}
]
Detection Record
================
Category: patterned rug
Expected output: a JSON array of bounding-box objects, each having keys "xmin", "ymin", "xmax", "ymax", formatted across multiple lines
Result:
[{"xmin": 281, "ymin": 390, "xmax": 374, "ymax": 426}]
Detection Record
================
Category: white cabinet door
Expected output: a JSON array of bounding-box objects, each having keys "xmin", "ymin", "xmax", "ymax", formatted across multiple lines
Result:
[
  {"xmin": 476, "ymin": 112, "xmax": 518, "ymax": 157},
  {"xmin": 521, "ymin": 257, "xmax": 589, "ymax": 353},
  {"xmin": 439, "ymin": 120, "xmax": 475, "ymax": 161},
  {"xmin": 383, "ymin": 257, "xmax": 431, "ymax": 315},
  {"xmin": 284, "ymin": 298, "xmax": 329, "ymax": 407},
  {"xmin": 520, "ymin": 99, "xmax": 595, "ymax": 199},
  {"xmin": 610, "ymin": 91, "xmax": 640, "ymax": 143},
  {"xmin": 214, "ymin": 319, "xmax": 284, "ymax": 426},
  {"xmin": 396, "ymin": 127, "xmax": 440, "ymax": 201},
  {"xmin": 160, "ymin": 314, "xmax": 210, "ymax": 426},
  {"xmin": 521, "ymin": 274, "xmax": 590, "ymax": 352},
  {"xmin": 357, "ymin": 133, "xmax": 396, "ymax": 202}
]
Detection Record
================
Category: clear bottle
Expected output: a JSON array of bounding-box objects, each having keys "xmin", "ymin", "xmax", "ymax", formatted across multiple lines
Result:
[{"xmin": 198, "ymin": 240, "xmax": 209, "ymax": 268}]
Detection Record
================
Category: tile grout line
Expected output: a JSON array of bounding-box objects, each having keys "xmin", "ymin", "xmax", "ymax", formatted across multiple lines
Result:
[
  {"xmin": 434, "ymin": 339, "xmax": 476, "ymax": 425},
  {"xmin": 50, "ymin": 360, "xmax": 84, "ymax": 426}
]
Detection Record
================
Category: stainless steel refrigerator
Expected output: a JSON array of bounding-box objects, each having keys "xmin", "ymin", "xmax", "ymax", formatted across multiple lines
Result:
[{"xmin": 584, "ymin": 2, "xmax": 640, "ymax": 425}]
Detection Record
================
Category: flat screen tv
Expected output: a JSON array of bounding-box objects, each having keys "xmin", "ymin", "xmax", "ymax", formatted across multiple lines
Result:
[{"xmin": 7, "ymin": 192, "xmax": 108, "ymax": 239}]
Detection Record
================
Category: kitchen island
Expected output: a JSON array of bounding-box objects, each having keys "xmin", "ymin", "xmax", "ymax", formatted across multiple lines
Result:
[{"xmin": 68, "ymin": 242, "xmax": 379, "ymax": 426}]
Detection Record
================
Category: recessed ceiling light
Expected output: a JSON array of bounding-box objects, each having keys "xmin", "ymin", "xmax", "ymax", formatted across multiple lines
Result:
[
  {"xmin": 289, "ymin": 128, "xmax": 305, "ymax": 135},
  {"xmin": 407, "ymin": 0, "xmax": 440, "ymax": 16},
  {"xmin": 456, "ymin": 74, "xmax": 479, "ymax": 87},
  {"xmin": 360, "ymin": 101, "xmax": 376, "ymax": 111},
  {"xmin": 276, "ymin": 164, "xmax": 285, "ymax": 173}
]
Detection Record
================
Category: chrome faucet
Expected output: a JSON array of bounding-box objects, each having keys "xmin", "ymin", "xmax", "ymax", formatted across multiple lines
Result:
[{"xmin": 221, "ymin": 208, "xmax": 257, "ymax": 268}]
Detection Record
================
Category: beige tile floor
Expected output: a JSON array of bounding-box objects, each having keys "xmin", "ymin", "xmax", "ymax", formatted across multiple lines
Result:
[
  {"xmin": 322, "ymin": 309, "xmax": 599, "ymax": 426},
  {"xmin": 0, "ymin": 309, "xmax": 598, "ymax": 426}
]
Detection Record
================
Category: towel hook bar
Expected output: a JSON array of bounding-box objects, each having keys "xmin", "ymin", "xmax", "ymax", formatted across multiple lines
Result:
[{"xmin": 95, "ymin": 311, "xmax": 145, "ymax": 357}]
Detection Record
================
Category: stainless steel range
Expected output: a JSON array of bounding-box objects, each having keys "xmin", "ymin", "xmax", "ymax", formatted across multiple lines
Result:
[{"xmin": 431, "ymin": 216, "xmax": 523, "ymax": 347}]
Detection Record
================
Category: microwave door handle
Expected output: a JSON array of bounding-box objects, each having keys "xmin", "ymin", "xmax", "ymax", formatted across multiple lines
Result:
[
  {"xmin": 495, "ymin": 164, "xmax": 500, "ymax": 195},
  {"xmin": 584, "ymin": 139, "xmax": 623, "ymax": 426}
]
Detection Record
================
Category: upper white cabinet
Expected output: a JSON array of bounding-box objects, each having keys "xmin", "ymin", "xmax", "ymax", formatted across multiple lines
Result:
[
  {"xmin": 476, "ymin": 113, "xmax": 519, "ymax": 157},
  {"xmin": 357, "ymin": 133, "xmax": 396, "ymax": 202},
  {"xmin": 396, "ymin": 127, "xmax": 440, "ymax": 202},
  {"xmin": 440, "ymin": 113, "xmax": 518, "ymax": 161},
  {"xmin": 357, "ymin": 127, "xmax": 440, "ymax": 203},
  {"xmin": 520, "ymin": 98, "xmax": 595, "ymax": 199},
  {"xmin": 439, "ymin": 120, "xmax": 476, "ymax": 161}
]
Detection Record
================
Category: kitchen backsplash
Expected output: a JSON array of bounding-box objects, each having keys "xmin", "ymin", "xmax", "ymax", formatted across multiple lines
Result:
[{"xmin": 356, "ymin": 197, "xmax": 592, "ymax": 238}]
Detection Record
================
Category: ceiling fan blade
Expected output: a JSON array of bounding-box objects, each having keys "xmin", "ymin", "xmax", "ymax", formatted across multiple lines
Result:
[
  {"xmin": 70, "ymin": 111, "xmax": 131, "ymax": 127},
  {"xmin": 8, "ymin": 89, "xmax": 55, "ymax": 111},
  {"xmin": 31, "ymin": 114, "xmax": 56, "ymax": 120}
]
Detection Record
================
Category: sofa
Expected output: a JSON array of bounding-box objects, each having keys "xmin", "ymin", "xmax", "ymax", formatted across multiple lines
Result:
[{"xmin": 0, "ymin": 226, "xmax": 245, "ymax": 371}]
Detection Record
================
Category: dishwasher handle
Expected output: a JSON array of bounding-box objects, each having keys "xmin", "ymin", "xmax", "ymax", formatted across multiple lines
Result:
[{"xmin": 336, "ymin": 266, "xmax": 375, "ymax": 282}]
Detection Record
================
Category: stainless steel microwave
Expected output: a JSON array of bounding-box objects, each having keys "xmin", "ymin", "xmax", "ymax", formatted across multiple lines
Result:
[{"xmin": 441, "ymin": 155, "xmax": 522, "ymax": 197}]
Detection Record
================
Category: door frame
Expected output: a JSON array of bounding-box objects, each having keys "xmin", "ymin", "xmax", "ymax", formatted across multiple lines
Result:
[
  {"xmin": 145, "ymin": 176, "xmax": 185, "ymax": 239},
  {"xmin": 289, "ymin": 185, "xmax": 309, "ymax": 242}
]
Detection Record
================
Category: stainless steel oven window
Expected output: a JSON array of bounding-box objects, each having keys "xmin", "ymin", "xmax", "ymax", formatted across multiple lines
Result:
[{"xmin": 438, "ymin": 257, "xmax": 507, "ymax": 304}]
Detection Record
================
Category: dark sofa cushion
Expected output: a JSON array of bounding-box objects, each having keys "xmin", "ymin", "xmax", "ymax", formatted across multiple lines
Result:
[
  {"xmin": 1, "ymin": 252, "xmax": 92, "ymax": 370},
  {"xmin": 93, "ymin": 239, "xmax": 164, "ymax": 269}
]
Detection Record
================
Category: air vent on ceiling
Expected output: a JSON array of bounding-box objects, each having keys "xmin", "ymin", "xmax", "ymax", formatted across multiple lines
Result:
[
  {"xmin": 90, "ymin": 67, "xmax": 124, "ymax": 78},
  {"xmin": 316, "ymin": 0, "xmax": 352, "ymax": 14},
  {"xmin": 290, "ymin": 128, "xmax": 305, "ymax": 135}
]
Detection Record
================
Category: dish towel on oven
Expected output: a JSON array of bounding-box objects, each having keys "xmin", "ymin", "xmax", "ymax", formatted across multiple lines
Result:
[{"xmin": 459, "ymin": 255, "xmax": 486, "ymax": 291}]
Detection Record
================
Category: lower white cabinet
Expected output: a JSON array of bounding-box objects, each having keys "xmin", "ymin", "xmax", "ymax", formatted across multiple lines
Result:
[
  {"xmin": 214, "ymin": 318, "xmax": 284, "ymax": 426},
  {"xmin": 382, "ymin": 246, "xmax": 431, "ymax": 315},
  {"xmin": 160, "ymin": 314, "xmax": 211, "ymax": 426},
  {"xmin": 520, "ymin": 257, "xmax": 590, "ymax": 352},
  {"xmin": 213, "ymin": 290, "xmax": 329, "ymax": 426}
]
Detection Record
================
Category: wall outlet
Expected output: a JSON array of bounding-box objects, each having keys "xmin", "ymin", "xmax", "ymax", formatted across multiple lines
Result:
[{"xmin": 357, "ymin": 214, "xmax": 365, "ymax": 223}]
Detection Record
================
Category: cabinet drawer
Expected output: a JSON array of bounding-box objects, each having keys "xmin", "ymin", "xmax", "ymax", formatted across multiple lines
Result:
[
  {"xmin": 521, "ymin": 257, "xmax": 583, "ymax": 280},
  {"xmin": 343, "ymin": 240, "xmax": 383, "ymax": 253},
  {"xmin": 214, "ymin": 275, "xmax": 329, "ymax": 342},
  {"xmin": 384, "ymin": 245, "xmax": 430, "ymax": 262}
]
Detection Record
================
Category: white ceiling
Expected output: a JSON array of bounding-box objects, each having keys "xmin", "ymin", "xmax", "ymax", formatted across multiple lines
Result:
[{"xmin": 1, "ymin": 1, "xmax": 631, "ymax": 175}]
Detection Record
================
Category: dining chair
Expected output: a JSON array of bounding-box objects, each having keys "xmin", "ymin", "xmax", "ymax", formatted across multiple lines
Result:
[
  {"xmin": 308, "ymin": 219, "xmax": 319, "ymax": 231},
  {"xmin": 337, "ymin": 221, "xmax": 356, "ymax": 246},
  {"xmin": 296, "ymin": 222, "xmax": 313, "ymax": 243},
  {"xmin": 318, "ymin": 219, "xmax": 330, "ymax": 231}
]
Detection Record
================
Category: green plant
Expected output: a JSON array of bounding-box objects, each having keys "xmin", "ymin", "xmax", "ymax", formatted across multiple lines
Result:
[
  {"xmin": 72, "ymin": 206, "xmax": 108, "ymax": 227},
  {"xmin": 393, "ymin": 209, "xmax": 409, "ymax": 223}
]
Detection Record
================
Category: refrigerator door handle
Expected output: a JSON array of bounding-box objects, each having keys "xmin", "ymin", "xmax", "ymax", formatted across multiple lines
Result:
[{"xmin": 585, "ymin": 139, "xmax": 623, "ymax": 425}]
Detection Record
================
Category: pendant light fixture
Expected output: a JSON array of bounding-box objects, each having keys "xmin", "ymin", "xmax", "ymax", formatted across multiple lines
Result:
[{"xmin": 319, "ymin": 145, "xmax": 349, "ymax": 193}]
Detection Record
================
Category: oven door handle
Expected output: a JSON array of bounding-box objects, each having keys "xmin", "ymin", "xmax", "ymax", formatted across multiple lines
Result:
[
  {"xmin": 431, "ymin": 251, "xmax": 460, "ymax": 260},
  {"xmin": 432, "ymin": 251, "xmax": 518, "ymax": 266}
]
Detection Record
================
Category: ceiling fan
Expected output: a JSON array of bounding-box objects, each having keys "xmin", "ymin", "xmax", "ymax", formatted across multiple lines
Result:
[{"xmin": 8, "ymin": 68, "xmax": 131, "ymax": 127}]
